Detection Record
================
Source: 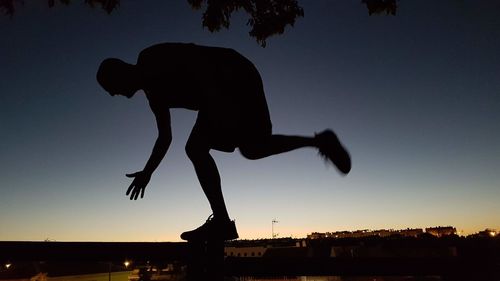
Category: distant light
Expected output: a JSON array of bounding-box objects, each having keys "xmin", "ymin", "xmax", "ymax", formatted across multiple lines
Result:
[
  {"xmin": 124, "ymin": 261, "xmax": 130, "ymax": 268},
  {"xmin": 5, "ymin": 263, "xmax": 11, "ymax": 269},
  {"xmin": 489, "ymin": 231, "xmax": 497, "ymax": 237}
]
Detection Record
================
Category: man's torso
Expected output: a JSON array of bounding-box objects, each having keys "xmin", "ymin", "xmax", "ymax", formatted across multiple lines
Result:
[{"xmin": 138, "ymin": 43, "xmax": 258, "ymax": 110}]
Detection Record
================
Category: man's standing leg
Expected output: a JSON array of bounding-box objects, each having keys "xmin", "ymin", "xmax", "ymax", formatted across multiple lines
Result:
[{"xmin": 181, "ymin": 121, "xmax": 238, "ymax": 241}]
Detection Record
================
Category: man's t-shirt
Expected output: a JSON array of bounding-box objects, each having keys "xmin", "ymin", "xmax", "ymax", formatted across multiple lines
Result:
[{"xmin": 138, "ymin": 43, "xmax": 272, "ymax": 150}]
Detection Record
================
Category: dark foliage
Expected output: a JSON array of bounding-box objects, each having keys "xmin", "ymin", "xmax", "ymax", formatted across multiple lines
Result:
[
  {"xmin": 84, "ymin": 0, "xmax": 119, "ymax": 14},
  {"xmin": 50, "ymin": 0, "xmax": 120, "ymax": 14},
  {"xmin": 1, "ymin": 0, "xmax": 119, "ymax": 16},
  {"xmin": 362, "ymin": 0, "xmax": 398, "ymax": 16},
  {"xmin": 1, "ymin": 0, "xmax": 397, "ymax": 45},
  {"xmin": 189, "ymin": 0, "xmax": 304, "ymax": 46},
  {"xmin": 48, "ymin": 0, "xmax": 70, "ymax": 8},
  {"xmin": 0, "ymin": 0, "xmax": 16, "ymax": 16}
]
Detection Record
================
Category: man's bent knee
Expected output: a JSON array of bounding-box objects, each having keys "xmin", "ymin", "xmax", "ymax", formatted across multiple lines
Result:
[
  {"xmin": 185, "ymin": 141, "xmax": 210, "ymax": 161},
  {"xmin": 239, "ymin": 145, "xmax": 263, "ymax": 160}
]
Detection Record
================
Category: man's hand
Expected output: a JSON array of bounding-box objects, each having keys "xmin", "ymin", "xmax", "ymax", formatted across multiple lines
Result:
[{"xmin": 125, "ymin": 171, "xmax": 151, "ymax": 200}]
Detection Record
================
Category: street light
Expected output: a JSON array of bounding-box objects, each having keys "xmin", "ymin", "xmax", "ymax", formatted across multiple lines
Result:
[
  {"xmin": 124, "ymin": 260, "xmax": 130, "ymax": 268},
  {"xmin": 5, "ymin": 263, "xmax": 11, "ymax": 269}
]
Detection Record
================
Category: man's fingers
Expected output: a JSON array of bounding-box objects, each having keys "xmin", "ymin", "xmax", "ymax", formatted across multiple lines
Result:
[
  {"xmin": 126, "ymin": 183, "xmax": 134, "ymax": 195},
  {"xmin": 126, "ymin": 179, "xmax": 145, "ymax": 200},
  {"xmin": 130, "ymin": 187, "xmax": 145, "ymax": 200}
]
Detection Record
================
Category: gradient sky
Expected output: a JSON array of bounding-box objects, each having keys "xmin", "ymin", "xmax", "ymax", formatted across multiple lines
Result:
[{"xmin": 1, "ymin": 1, "xmax": 499, "ymax": 242}]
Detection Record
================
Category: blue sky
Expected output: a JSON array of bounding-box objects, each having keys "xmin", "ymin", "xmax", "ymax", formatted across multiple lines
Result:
[{"xmin": 1, "ymin": 0, "xmax": 499, "ymax": 241}]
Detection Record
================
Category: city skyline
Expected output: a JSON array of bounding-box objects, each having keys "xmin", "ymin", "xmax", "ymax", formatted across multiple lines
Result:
[{"xmin": 1, "ymin": 1, "xmax": 499, "ymax": 241}]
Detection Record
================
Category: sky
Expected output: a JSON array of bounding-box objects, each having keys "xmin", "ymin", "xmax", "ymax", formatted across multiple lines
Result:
[{"xmin": 1, "ymin": 0, "xmax": 499, "ymax": 242}]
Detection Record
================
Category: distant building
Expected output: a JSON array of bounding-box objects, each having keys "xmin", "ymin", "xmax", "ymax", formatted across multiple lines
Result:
[
  {"xmin": 308, "ymin": 228, "xmax": 424, "ymax": 239},
  {"xmin": 371, "ymin": 229, "xmax": 393, "ymax": 237},
  {"xmin": 224, "ymin": 238, "xmax": 306, "ymax": 258},
  {"xmin": 324, "ymin": 231, "xmax": 352, "ymax": 239},
  {"xmin": 472, "ymin": 228, "xmax": 498, "ymax": 238},
  {"xmin": 425, "ymin": 226, "xmax": 457, "ymax": 237},
  {"xmin": 398, "ymin": 228, "xmax": 424, "ymax": 237},
  {"xmin": 224, "ymin": 245, "xmax": 267, "ymax": 258},
  {"xmin": 307, "ymin": 232, "xmax": 327, "ymax": 239}
]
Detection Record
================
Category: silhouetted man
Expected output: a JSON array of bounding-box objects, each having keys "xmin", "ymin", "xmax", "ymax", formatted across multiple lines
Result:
[{"xmin": 96, "ymin": 43, "xmax": 351, "ymax": 241}]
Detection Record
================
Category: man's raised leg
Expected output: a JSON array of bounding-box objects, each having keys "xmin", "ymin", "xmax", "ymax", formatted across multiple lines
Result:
[{"xmin": 239, "ymin": 130, "xmax": 351, "ymax": 175}]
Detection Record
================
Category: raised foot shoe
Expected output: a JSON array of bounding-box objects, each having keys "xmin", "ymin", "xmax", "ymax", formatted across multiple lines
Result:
[
  {"xmin": 315, "ymin": 129, "xmax": 351, "ymax": 175},
  {"xmin": 180, "ymin": 214, "xmax": 239, "ymax": 241}
]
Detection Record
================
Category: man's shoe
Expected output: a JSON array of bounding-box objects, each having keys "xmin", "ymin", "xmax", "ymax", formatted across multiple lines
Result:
[
  {"xmin": 315, "ymin": 129, "xmax": 351, "ymax": 175},
  {"xmin": 180, "ymin": 214, "xmax": 239, "ymax": 241}
]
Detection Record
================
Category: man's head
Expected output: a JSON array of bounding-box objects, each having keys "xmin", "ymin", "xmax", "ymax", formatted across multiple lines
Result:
[{"xmin": 96, "ymin": 58, "xmax": 140, "ymax": 98}]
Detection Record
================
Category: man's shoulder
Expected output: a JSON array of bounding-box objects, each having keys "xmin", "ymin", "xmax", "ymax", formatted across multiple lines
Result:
[
  {"xmin": 138, "ymin": 43, "xmax": 237, "ymax": 61},
  {"xmin": 137, "ymin": 43, "xmax": 196, "ymax": 65},
  {"xmin": 145, "ymin": 42, "xmax": 196, "ymax": 50},
  {"xmin": 139, "ymin": 42, "xmax": 195, "ymax": 55}
]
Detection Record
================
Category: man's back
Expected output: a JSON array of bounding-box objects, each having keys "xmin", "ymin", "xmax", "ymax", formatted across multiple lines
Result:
[{"xmin": 138, "ymin": 43, "xmax": 259, "ymax": 110}]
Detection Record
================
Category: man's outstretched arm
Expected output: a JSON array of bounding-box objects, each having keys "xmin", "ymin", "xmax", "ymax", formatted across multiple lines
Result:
[{"xmin": 126, "ymin": 108, "xmax": 172, "ymax": 200}]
